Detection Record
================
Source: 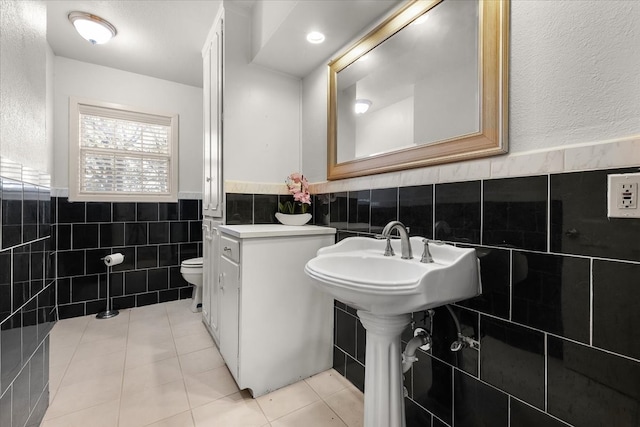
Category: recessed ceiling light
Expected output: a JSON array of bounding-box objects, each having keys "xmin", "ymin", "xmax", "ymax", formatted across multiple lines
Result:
[
  {"xmin": 354, "ymin": 99, "xmax": 372, "ymax": 114},
  {"xmin": 68, "ymin": 11, "xmax": 117, "ymax": 45},
  {"xmin": 306, "ymin": 31, "xmax": 325, "ymax": 44}
]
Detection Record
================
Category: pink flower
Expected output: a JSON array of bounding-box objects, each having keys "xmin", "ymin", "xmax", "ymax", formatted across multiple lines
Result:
[{"xmin": 284, "ymin": 172, "xmax": 311, "ymax": 208}]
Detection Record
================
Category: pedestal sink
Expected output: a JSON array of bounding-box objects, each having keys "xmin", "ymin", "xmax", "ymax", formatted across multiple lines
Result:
[{"xmin": 304, "ymin": 235, "xmax": 481, "ymax": 427}]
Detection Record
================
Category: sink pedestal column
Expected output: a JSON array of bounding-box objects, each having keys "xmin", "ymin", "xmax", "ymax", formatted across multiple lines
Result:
[{"xmin": 358, "ymin": 311, "xmax": 412, "ymax": 427}]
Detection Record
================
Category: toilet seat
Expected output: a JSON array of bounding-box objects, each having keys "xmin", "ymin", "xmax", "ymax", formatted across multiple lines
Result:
[{"xmin": 181, "ymin": 257, "xmax": 203, "ymax": 267}]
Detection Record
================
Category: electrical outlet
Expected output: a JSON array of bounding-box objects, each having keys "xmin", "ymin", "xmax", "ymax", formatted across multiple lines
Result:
[{"xmin": 608, "ymin": 173, "xmax": 640, "ymax": 218}]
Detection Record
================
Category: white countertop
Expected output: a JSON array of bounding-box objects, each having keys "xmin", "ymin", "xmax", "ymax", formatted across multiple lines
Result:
[{"xmin": 218, "ymin": 224, "xmax": 336, "ymax": 239}]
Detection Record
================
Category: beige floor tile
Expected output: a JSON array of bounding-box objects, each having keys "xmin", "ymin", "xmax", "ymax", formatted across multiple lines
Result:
[
  {"xmin": 271, "ymin": 401, "xmax": 347, "ymax": 427},
  {"xmin": 44, "ymin": 371, "xmax": 123, "ymax": 420},
  {"xmin": 128, "ymin": 321, "xmax": 173, "ymax": 344},
  {"xmin": 125, "ymin": 339, "xmax": 177, "ymax": 370},
  {"xmin": 164, "ymin": 299, "xmax": 192, "ymax": 313},
  {"xmin": 45, "ymin": 300, "xmax": 365, "ymax": 427},
  {"xmin": 80, "ymin": 322, "xmax": 129, "ymax": 344},
  {"xmin": 174, "ymin": 329, "xmax": 214, "ymax": 355},
  {"xmin": 178, "ymin": 346, "xmax": 225, "ymax": 375},
  {"xmin": 129, "ymin": 303, "xmax": 169, "ymax": 322},
  {"xmin": 88, "ymin": 309, "xmax": 131, "ymax": 325},
  {"xmin": 118, "ymin": 379, "xmax": 190, "ymax": 427},
  {"xmin": 49, "ymin": 344, "xmax": 76, "ymax": 369},
  {"xmin": 170, "ymin": 317, "xmax": 207, "ymax": 338},
  {"xmin": 305, "ymin": 369, "xmax": 351, "ymax": 399},
  {"xmin": 129, "ymin": 313, "xmax": 171, "ymax": 332},
  {"xmin": 192, "ymin": 391, "xmax": 268, "ymax": 427},
  {"xmin": 122, "ymin": 356, "xmax": 184, "ymax": 397},
  {"xmin": 61, "ymin": 350, "xmax": 126, "ymax": 388},
  {"xmin": 71, "ymin": 334, "xmax": 127, "ymax": 361},
  {"xmin": 256, "ymin": 380, "xmax": 321, "ymax": 421},
  {"xmin": 324, "ymin": 386, "xmax": 364, "ymax": 427},
  {"xmin": 184, "ymin": 366, "xmax": 240, "ymax": 408},
  {"xmin": 52, "ymin": 315, "xmax": 91, "ymax": 334},
  {"xmin": 145, "ymin": 410, "xmax": 195, "ymax": 427},
  {"xmin": 49, "ymin": 330, "xmax": 83, "ymax": 349},
  {"xmin": 40, "ymin": 399, "xmax": 119, "ymax": 427}
]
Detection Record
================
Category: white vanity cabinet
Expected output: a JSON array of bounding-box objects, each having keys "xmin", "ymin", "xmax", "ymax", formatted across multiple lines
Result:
[
  {"xmin": 201, "ymin": 219, "xmax": 221, "ymax": 346},
  {"xmin": 217, "ymin": 224, "xmax": 336, "ymax": 397}
]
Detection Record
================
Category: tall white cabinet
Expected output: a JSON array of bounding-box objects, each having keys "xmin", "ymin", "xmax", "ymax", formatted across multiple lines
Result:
[
  {"xmin": 202, "ymin": 7, "xmax": 223, "ymax": 219},
  {"xmin": 201, "ymin": 6, "xmax": 224, "ymax": 345},
  {"xmin": 218, "ymin": 225, "xmax": 336, "ymax": 397}
]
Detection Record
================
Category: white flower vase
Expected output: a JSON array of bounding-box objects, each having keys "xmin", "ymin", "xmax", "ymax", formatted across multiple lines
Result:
[{"xmin": 275, "ymin": 212, "xmax": 312, "ymax": 226}]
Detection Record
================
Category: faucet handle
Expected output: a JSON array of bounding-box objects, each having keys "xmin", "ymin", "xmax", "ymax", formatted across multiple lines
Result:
[
  {"xmin": 384, "ymin": 237, "xmax": 395, "ymax": 257},
  {"xmin": 421, "ymin": 238, "xmax": 434, "ymax": 263}
]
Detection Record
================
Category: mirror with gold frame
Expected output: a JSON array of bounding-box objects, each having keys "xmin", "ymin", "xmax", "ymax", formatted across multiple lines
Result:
[{"xmin": 327, "ymin": 0, "xmax": 509, "ymax": 180}]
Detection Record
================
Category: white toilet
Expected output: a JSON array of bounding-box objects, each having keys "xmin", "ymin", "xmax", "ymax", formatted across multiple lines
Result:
[{"xmin": 180, "ymin": 257, "xmax": 203, "ymax": 312}]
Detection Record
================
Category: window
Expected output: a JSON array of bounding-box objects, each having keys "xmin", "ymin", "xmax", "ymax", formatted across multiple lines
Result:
[{"xmin": 69, "ymin": 97, "xmax": 179, "ymax": 202}]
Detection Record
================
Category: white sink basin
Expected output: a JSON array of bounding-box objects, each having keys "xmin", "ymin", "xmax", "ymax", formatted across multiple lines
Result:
[{"xmin": 304, "ymin": 236, "xmax": 481, "ymax": 315}]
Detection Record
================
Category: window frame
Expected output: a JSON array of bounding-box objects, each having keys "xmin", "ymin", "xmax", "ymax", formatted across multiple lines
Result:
[{"xmin": 69, "ymin": 97, "xmax": 179, "ymax": 203}]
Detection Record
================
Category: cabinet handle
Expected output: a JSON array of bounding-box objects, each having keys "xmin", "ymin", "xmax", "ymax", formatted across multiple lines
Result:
[
  {"xmin": 206, "ymin": 177, "xmax": 211, "ymax": 182},
  {"xmin": 223, "ymin": 247, "xmax": 232, "ymax": 253},
  {"xmin": 219, "ymin": 273, "xmax": 224, "ymax": 291}
]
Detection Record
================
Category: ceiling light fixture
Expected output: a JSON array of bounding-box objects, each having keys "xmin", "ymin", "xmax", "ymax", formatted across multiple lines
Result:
[
  {"xmin": 354, "ymin": 99, "xmax": 372, "ymax": 114},
  {"xmin": 68, "ymin": 11, "xmax": 117, "ymax": 45},
  {"xmin": 306, "ymin": 31, "xmax": 325, "ymax": 44}
]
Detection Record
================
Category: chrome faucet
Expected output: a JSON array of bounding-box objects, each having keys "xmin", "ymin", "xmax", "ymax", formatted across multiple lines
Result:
[
  {"xmin": 421, "ymin": 239, "xmax": 433, "ymax": 263},
  {"xmin": 381, "ymin": 221, "xmax": 413, "ymax": 259}
]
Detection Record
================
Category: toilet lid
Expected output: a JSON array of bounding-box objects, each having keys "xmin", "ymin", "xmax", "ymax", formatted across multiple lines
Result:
[{"xmin": 182, "ymin": 257, "xmax": 203, "ymax": 266}]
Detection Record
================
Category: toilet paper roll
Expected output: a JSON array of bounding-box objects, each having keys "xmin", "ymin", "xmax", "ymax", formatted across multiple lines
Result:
[{"xmin": 103, "ymin": 253, "xmax": 124, "ymax": 266}]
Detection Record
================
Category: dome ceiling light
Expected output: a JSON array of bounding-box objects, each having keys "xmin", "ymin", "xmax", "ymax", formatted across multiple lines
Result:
[
  {"xmin": 354, "ymin": 99, "xmax": 372, "ymax": 114},
  {"xmin": 306, "ymin": 31, "xmax": 325, "ymax": 44},
  {"xmin": 68, "ymin": 11, "xmax": 117, "ymax": 45}
]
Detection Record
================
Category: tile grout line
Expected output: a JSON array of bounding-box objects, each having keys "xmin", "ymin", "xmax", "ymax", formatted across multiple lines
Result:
[{"xmin": 115, "ymin": 310, "xmax": 131, "ymax": 427}]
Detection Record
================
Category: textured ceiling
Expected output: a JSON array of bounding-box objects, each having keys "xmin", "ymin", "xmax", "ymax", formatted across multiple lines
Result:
[
  {"xmin": 46, "ymin": 1, "xmax": 222, "ymax": 87},
  {"xmin": 46, "ymin": 0, "xmax": 401, "ymax": 87}
]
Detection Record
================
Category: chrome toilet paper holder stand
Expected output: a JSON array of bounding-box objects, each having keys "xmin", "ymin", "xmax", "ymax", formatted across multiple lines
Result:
[{"xmin": 97, "ymin": 255, "xmax": 121, "ymax": 319}]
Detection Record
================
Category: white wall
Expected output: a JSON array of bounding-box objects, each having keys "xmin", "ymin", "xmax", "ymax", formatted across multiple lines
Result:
[
  {"xmin": 52, "ymin": 57, "xmax": 203, "ymax": 195},
  {"xmin": 301, "ymin": 65, "xmax": 327, "ymax": 183},
  {"xmin": 0, "ymin": 1, "xmax": 49, "ymax": 173},
  {"xmin": 302, "ymin": 0, "xmax": 640, "ymax": 182},
  {"xmin": 224, "ymin": 5, "xmax": 301, "ymax": 184}
]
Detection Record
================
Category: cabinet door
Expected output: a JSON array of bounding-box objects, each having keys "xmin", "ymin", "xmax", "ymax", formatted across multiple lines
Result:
[
  {"xmin": 202, "ymin": 15, "xmax": 223, "ymax": 218},
  {"xmin": 201, "ymin": 222, "xmax": 212, "ymax": 324},
  {"xmin": 219, "ymin": 256, "xmax": 239, "ymax": 381},
  {"xmin": 209, "ymin": 226, "xmax": 220, "ymax": 341}
]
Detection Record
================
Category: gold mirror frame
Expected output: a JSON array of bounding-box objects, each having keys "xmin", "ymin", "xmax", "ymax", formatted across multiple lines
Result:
[{"xmin": 327, "ymin": 0, "xmax": 509, "ymax": 180}]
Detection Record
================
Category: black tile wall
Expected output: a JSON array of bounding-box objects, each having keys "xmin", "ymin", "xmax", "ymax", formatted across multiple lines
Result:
[
  {"xmin": 0, "ymin": 174, "xmax": 53, "ymax": 427},
  {"xmin": 370, "ymin": 188, "xmax": 398, "ymax": 234},
  {"xmin": 53, "ymin": 198, "xmax": 202, "ymax": 318},
  {"xmin": 399, "ymin": 185, "xmax": 433, "ymax": 238},
  {"xmin": 435, "ymin": 181, "xmax": 481, "ymax": 243},
  {"xmin": 483, "ymin": 176, "xmax": 548, "ymax": 251},
  {"xmin": 551, "ymin": 168, "xmax": 640, "ymax": 262},
  {"xmin": 275, "ymin": 165, "xmax": 640, "ymax": 427},
  {"xmin": 347, "ymin": 190, "xmax": 370, "ymax": 233},
  {"xmin": 592, "ymin": 260, "xmax": 640, "ymax": 360},
  {"xmin": 254, "ymin": 194, "xmax": 278, "ymax": 224},
  {"xmin": 225, "ymin": 193, "xmax": 253, "ymax": 224}
]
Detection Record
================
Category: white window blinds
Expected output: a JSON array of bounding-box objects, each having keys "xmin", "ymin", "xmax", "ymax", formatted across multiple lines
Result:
[{"xmin": 69, "ymin": 98, "xmax": 179, "ymax": 202}]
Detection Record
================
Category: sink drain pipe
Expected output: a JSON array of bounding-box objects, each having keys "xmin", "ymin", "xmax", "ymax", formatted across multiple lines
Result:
[{"xmin": 402, "ymin": 328, "xmax": 431, "ymax": 373}]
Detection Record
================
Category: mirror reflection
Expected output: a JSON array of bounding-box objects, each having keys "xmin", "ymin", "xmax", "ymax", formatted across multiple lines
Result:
[
  {"xmin": 336, "ymin": 0, "xmax": 479, "ymax": 163},
  {"xmin": 328, "ymin": 0, "xmax": 509, "ymax": 181}
]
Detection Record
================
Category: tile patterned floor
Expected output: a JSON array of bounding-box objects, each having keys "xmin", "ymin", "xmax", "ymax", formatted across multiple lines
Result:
[{"xmin": 42, "ymin": 299, "xmax": 364, "ymax": 426}]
